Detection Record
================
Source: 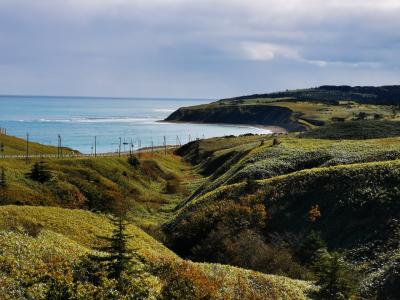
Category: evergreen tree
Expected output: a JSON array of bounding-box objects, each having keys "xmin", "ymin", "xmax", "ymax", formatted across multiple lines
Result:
[
  {"xmin": 245, "ymin": 177, "xmax": 258, "ymax": 193},
  {"xmin": 0, "ymin": 142, "xmax": 4, "ymax": 157},
  {"xmin": 0, "ymin": 167, "xmax": 6, "ymax": 188},
  {"xmin": 27, "ymin": 161, "xmax": 51, "ymax": 183},
  {"xmin": 84, "ymin": 213, "xmax": 149, "ymax": 297},
  {"xmin": 127, "ymin": 154, "xmax": 140, "ymax": 168},
  {"xmin": 313, "ymin": 250, "xmax": 359, "ymax": 300},
  {"xmin": 91, "ymin": 214, "xmax": 137, "ymax": 282}
]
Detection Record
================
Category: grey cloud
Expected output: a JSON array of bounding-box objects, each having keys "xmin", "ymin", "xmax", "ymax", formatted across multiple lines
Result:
[{"xmin": 0, "ymin": 0, "xmax": 399, "ymax": 98}]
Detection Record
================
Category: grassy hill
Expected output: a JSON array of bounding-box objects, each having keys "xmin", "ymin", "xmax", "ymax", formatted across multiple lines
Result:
[
  {"xmin": 175, "ymin": 134, "xmax": 400, "ymax": 202},
  {"xmin": 0, "ymin": 151, "xmax": 203, "ymax": 228},
  {"xmin": 301, "ymin": 120, "xmax": 400, "ymax": 140},
  {"xmin": 165, "ymin": 85, "xmax": 400, "ymax": 131},
  {"xmin": 0, "ymin": 132, "xmax": 76, "ymax": 155},
  {"xmin": 165, "ymin": 135, "xmax": 400, "ymax": 298},
  {"xmin": 4, "ymin": 125, "xmax": 400, "ymax": 297},
  {"xmin": 0, "ymin": 205, "xmax": 314, "ymax": 299},
  {"xmin": 221, "ymin": 85, "xmax": 400, "ymax": 106}
]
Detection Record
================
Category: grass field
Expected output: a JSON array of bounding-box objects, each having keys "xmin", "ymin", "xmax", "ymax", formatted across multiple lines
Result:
[
  {"xmin": 3, "ymin": 127, "xmax": 400, "ymax": 298},
  {"xmin": 0, "ymin": 205, "xmax": 314, "ymax": 299},
  {"xmin": 166, "ymin": 134, "xmax": 400, "ymax": 298},
  {"xmin": 0, "ymin": 151, "xmax": 203, "ymax": 228},
  {"xmin": 0, "ymin": 132, "xmax": 76, "ymax": 155},
  {"xmin": 166, "ymin": 86, "xmax": 400, "ymax": 131},
  {"xmin": 177, "ymin": 134, "xmax": 400, "ymax": 204}
]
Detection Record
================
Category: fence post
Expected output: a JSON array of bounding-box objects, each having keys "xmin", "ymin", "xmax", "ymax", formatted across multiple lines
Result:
[{"xmin": 26, "ymin": 133, "xmax": 29, "ymax": 163}]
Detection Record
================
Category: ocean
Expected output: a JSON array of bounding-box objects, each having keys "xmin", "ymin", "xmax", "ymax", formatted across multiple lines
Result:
[{"xmin": 0, "ymin": 96, "xmax": 271, "ymax": 154}]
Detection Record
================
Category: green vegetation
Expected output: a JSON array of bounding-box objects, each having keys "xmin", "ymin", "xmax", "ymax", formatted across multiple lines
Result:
[
  {"xmin": 0, "ymin": 151, "xmax": 202, "ymax": 227},
  {"xmin": 0, "ymin": 132, "xmax": 76, "ymax": 155},
  {"xmin": 0, "ymin": 166, "xmax": 6, "ymax": 188},
  {"xmin": 0, "ymin": 205, "xmax": 314, "ymax": 299},
  {"xmin": 165, "ymin": 134, "xmax": 400, "ymax": 298},
  {"xmin": 165, "ymin": 85, "xmax": 400, "ymax": 132},
  {"xmin": 312, "ymin": 251, "xmax": 359, "ymax": 300},
  {"xmin": 301, "ymin": 119, "xmax": 400, "ymax": 139},
  {"xmin": 176, "ymin": 134, "xmax": 400, "ymax": 202},
  {"xmin": 4, "ymin": 103, "xmax": 400, "ymax": 298},
  {"xmin": 165, "ymin": 104, "xmax": 306, "ymax": 131},
  {"xmin": 27, "ymin": 161, "xmax": 52, "ymax": 183},
  {"xmin": 220, "ymin": 85, "xmax": 400, "ymax": 106}
]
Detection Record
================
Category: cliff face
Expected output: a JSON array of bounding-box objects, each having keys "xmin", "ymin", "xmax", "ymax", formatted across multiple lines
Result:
[{"xmin": 165, "ymin": 104, "xmax": 307, "ymax": 132}]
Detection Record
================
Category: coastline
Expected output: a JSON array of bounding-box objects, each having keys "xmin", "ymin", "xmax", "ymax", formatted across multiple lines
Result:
[{"xmin": 158, "ymin": 120, "xmax": 288, "ymax": 134}]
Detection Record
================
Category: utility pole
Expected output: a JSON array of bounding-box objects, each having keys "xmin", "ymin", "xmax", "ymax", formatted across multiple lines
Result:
[
  {"xmin": 151, "ymin": 139, "xmax": 154, "ymax": 156},
  {"xmin": 118, "ymin": 137, "xmax": 122, "ymax": 157},
  {"xmin": 138, "ymin": 139, "xmax": 141, "ymax": 159},
  {"xmin": 176, "ymin": 136, "xmax": 181, "ymax": 147},
  {"xmin": 26, "ymin": 133, "xmax": 29, "ymax": 162},
  {"xmin": 60, "ymin": 135, "xmax": 63, "ymax": 158},
  {"xmin": 164, "ymin": 136, "xmax": 167, "ymax": 155},
  {"xmin": 57, "ymin": 134, "xmax": 61, "ymax": 158},
  {"xmin": 94, "ymin": 136, "xmax": 97, "ymax": 157}
]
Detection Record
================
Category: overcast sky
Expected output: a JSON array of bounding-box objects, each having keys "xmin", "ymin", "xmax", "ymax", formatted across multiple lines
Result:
[{"xmin": 0, "ymin": 0, "xmax": 399, "ymax": 98}]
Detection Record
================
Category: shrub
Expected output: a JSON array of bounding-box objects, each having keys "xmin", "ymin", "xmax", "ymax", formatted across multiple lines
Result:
[
  {"xmin": 127, "ymin": 155, "xmax": 140, "ymax": 168},
  {"xmin": 296, "ymin": 231, "xmax": 326, "ymax": 265},
  {"xmin": 313, "ymin": 250, "xmax": 359, "ymax": 300},
  {"xmin": 191, "ymin": 227, "xmax": 312, "ymax": 280},
  {"xmin": 376, "ymin": 256, "xmax": 400, "ymax": 300},
  {"xmin": 154, "ymin": 260, "xmax": 218, "ymax": 299},
  {"xmin": 308, "ymin": 204, "xmax": 321, "ymax": 222},
  {"xmin": 245, "ymin": 177, "xmax": 258, "ymax": 193},
  {"xmin": 27, "ymin": 161, "xmax": 51, "ymax": 183},
  {"xmin": 21, "ymin": 220, "xmax": 44, "ymax": 237},
  {"xmin": 272, "ymin": 138, "xmax": 281, "ymax": 146},
  {"xmin": 165, "ymin": 177, "xmax": 182, "ymax": 194}
]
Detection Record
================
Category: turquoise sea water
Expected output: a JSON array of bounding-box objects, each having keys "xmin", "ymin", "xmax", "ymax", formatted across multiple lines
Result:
[{"xmin": 0, "ymin": 96, "xmax": 271, "ymax": 153}]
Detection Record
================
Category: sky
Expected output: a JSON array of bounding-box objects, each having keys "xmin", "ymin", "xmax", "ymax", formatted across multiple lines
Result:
[{"xmin": 0, "ymin": 0, "xmax": 399, "ymax": 99}]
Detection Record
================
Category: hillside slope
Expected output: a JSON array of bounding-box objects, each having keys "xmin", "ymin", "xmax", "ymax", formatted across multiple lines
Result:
[
  {"xmin": 165, "ymin": 85, "xmax": 400, "ymax": 131},
  {"xmin": 0, "ymin": 152, "xmax": 202, "ymax": 227},
  {"xmin": 0, "ymin": 132, "xmax": 76, "ymax": 155},
  {"xmin": 222, "ymin": 85, "xmax": 400, "ymax": 105},
  {"xmin": 165, "ymin": 104, "xmax": 305, "ymax": 132},
  {"xmin": 0, "ymin": 205, "xmax": 314, "ymax": 299},
  {"xmin": 166, "ymin": 135, "xmax": 400, "ymax": 298},
  {"xmin": 176, "ymin": 135, "xmax": 400, "ymax": 202}
]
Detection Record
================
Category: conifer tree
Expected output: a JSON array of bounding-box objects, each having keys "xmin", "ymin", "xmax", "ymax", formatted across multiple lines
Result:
[
  {"xmin": 91, "ymin": 213, "xmax": 138, "ymax": 284},
  {"xmin": 87, "ymin": 212, "xmax": 149, "ymax": 297},
  {"xmin": 0, "ymin": 142, "xmax": 4, "ymax": 157},
  {"xmin": 27, "ymin": 161, "xmax": 51, "ymax": 183},
  {"xmin": 0, "ymin": 167, "xmax": 6, "ymax": 188}
]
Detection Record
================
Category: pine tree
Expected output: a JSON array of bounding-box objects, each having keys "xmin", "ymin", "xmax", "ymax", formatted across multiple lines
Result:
[
  {"xmin": 91, "ymin": 214, "xmax": 137, "ymax": 282},
  {"xmin": 85, "ymin": 213, "xmax": 149, "ymax": 297},
  {"xmin": 313, "ymin": 250, "xmax": 358, "ymax": 299},
  {"xmin": 0, "ymin": 142, "xmax": 4, "ymax": 157},
  {"xmin": 0, "ymin": 167, "xmax": 6, "ymax": 188},
  {"xmin": 127, "ymin": 154, "xmax": 140, "ymax": 168},
  {"xmin": 27, "ymin": 161, "xmax": 51, "ymax": 183}
]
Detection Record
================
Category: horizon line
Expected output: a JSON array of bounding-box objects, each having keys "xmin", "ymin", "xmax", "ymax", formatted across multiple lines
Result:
[{"xmin": 0, "ymin": 94, "xmax": 213, "ymax": 101}]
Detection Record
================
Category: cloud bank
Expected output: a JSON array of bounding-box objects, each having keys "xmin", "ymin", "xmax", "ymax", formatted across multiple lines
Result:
[{"xmin": 0, "ymin": 0, "xmax": 399, "ymax": 98}]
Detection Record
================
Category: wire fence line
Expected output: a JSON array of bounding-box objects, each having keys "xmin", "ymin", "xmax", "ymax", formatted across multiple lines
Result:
[
  {"xmin": 0, "ymin": 145, "xmax": 180, "ymax": 160},
  {"xmin": 0, "ymin": 130, "xmax": 210, "ymax": 159}
]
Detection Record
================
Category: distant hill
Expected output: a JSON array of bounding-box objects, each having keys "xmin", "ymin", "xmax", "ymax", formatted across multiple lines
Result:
[
  {"xmin": 165, "ymin": 85, "xmax": 400, "ymax": 131},
  {"xmin": 221, "ymin": 85, "xmax": 400, "ymax": 105}
]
